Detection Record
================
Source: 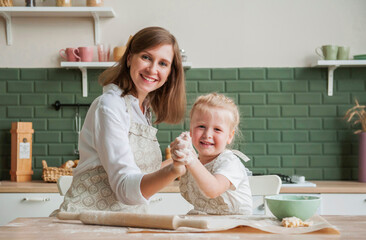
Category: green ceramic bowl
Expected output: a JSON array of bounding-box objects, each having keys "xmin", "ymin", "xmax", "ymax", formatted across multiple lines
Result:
[{"xmin": 265, "ymin": 195, "xmax": 321, "ymax": 221}]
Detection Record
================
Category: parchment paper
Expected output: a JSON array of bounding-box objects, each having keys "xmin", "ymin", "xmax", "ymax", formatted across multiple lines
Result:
[{"xmin": 127, "ymin": 215, "xmax": 340, "ymax": 234}]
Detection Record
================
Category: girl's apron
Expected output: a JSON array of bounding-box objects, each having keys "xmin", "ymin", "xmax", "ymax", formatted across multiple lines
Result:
[
  {"xmin": 179, "ymin": 150, "xmax": 251, "ymax": 215},
  {"xmin": 58, "ymin": 96, "xmax": 162, "ymax": 214}
]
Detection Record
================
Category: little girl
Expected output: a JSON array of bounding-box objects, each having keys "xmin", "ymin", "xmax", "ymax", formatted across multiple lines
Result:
[{"xmin": 170, "ymin": 93, "xmax": 253, "ymax": 215}]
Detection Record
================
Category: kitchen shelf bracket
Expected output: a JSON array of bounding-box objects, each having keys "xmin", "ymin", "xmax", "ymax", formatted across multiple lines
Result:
[
  {"xmin": 0, "ymin": 11, "xmax": 12, "ymax": 45},
  {"xmin": 78, "ymin": 67, "xmax": 88, "ymax": 97},
  {"xmin": 61, "ymin": 61, "xmax": 192, "ymax": 97},
  {"xmin": 312, "ymin": 60, "xmax": 366, "ymax": 97},
  {"xmin": 0, "ymin": 7, "xmax": 115, "ymax": 45},
  {"xmin": 327, "ymin": 65, "xmax": 338, "ymax": 96},
  {"xmin": 91, "ymin": 11, "xmax": 100, "ymax": 45}
]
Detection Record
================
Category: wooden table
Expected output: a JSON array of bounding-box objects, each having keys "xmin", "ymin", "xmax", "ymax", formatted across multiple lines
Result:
[
  {"xmin": 2, "ymin": 180, "xmax": 366, "ymax": 194},
  {"xmin": 0, "ymin": 215, "xmax": 365, "ymax": 240}
]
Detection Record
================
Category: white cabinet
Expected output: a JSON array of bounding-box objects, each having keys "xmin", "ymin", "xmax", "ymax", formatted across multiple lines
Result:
[
  {"xmin": 148, "ymin": 193, "xmax": 193, "ymax": 215},
  {"xmin": 321, "ymin": 194, "xmax": 366, "ymax": 215},
  {"xmin": 0, "ymin": 193, "xmax": 64, "ymax": 226}
]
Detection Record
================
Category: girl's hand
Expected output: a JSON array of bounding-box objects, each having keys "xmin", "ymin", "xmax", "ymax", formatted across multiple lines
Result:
[{"xmin": 170, "ymin": 132, "xmax": 198, "ymax": 165}]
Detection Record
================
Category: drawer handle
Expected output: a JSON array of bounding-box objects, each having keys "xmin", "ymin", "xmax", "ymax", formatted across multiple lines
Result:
[{"xmin": 22, "ymin": 197, "xmax": 50, "ymax": 202}]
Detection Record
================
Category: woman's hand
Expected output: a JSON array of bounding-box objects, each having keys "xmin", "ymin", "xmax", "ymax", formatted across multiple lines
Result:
[
  {"xmin": 170, "ymin": 132, "xmax": 198, "ymax": 166},
  {"xmin": 172, "ymin": 160, "xmax": 187, "ymax": 176}
]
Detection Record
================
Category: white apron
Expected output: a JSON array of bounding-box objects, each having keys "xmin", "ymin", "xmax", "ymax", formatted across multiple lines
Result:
[{"xmin": 57, "ymin": 96, "xmax": 162, "ymax": 214}]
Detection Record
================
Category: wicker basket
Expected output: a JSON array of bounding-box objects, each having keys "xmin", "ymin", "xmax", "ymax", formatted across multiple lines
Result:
[{"xmin": 42, "ymin": 160, "xmax": 73, "ymax": 182}]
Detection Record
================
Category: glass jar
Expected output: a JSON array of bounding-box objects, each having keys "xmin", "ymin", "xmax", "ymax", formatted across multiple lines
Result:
[
  {"xmin": 56, "ymin": 0, "xmax": 72, "ymax": 7},
  {"xmin": 87, "ymin": 0, "xmax": 103, "ymax": 7},
  {"xmin": 25, "ymin": 0, "xmax": 36, "ymax": 7},
  {"xmin": 0, "ymin": 0, "xmax": 13, "ymax": 7}
]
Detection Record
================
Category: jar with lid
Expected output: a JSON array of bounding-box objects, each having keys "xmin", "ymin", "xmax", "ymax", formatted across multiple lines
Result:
[
  {"xmin": 56, "ymin": 0, "xmax": 72, "ymax": 7},
  {"xmin": 87, "ymin": 0, "xmax": 103, "ymax": 7},
  {"xmin": 0, "ymin": 0, "xmax": 13, "ymax": 6}
]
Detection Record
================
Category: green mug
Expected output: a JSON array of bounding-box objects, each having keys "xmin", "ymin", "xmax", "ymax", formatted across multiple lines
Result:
[
  {"xmin": 337, "ymin": 46, "xmax": 350, "ymax": 60},
  {"xmin": 316, "ymin": 45, "xmax": 338, "ymax": 60}
]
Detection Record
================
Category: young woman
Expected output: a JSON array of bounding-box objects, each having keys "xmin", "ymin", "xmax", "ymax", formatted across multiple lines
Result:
[
  {"xmin": 56, "ymin": 26, "xmax": 186, "ymax": 214},
  {"xmin": 171, "ymin": 93, "xmax": 252, "ymax": 215}
]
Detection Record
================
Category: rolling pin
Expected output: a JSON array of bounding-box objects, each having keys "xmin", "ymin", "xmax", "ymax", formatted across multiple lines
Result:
[{"xmin": 57, "ymin": 211, "xmax": 209, "ymax": 230}]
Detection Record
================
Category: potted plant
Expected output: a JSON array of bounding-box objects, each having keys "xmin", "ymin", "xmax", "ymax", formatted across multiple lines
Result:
[{"xmin": 345, "ymin": 99, "xmax": 366, "ymax": 182}]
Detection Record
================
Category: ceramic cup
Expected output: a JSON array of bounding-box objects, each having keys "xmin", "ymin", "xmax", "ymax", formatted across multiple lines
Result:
[
  {"xmin": 59, "ymin": 48, "xmax": 79, "ymax": 62},
  {"xmin": 75, "ymin": 47, "xmax": 94, "ymax": 62},
  {"xmin": 97, "ymin": 44, "xmax": 110, "ymax": 62},
  {"xmin": 113, "ymin": 46, "xmax": 126, "ymax": 62},
  {"xmin": 337, "ymin": 46, "xmax": 350, "ymax": 60},
  {"xmin": 315, "ymin": 45, "xmax": 338, "ymax": 60}
]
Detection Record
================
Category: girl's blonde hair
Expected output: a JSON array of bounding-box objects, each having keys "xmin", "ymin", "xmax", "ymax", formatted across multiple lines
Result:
[
  {"xmin": 98, "ymin": 26, "xmax": 186, "ymax": 124},
  {"xmin": 190, "ymin": 93, "xmax": 240, "ymax": 134}
]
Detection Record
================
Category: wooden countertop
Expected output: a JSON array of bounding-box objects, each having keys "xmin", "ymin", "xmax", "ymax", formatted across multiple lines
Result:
[
  {"xmin": 1, "ymin": 180, "xmax": 366, "ymax": 194},
  {"xmin": 0, "ymin": 215, "xmax": 365, "ymax": 239},
  {"xmin": 0, "ymin": 180, "xmax": 180, "ymax": 193},
  {"xmin": 281, "ymin": 181, "xmax": 366, "ymax": 194}
]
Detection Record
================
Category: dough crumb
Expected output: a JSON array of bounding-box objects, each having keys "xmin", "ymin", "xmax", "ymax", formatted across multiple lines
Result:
[{"xmin": 281, "ymin": 217, "xmax": 313, "ymax": 228}]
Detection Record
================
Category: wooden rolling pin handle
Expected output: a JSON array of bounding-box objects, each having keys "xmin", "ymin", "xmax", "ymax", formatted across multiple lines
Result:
[
  {"xmin": 173, "ymin": 216, "xmax": 208, "ymax": 229},
  {"xmin": 57, "ymin": 212, "xmax": 81, "ymax": 220}
]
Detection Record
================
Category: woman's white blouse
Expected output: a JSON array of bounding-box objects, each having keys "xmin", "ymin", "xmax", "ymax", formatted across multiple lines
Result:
[{"xmin": 74, "ymin": 84, "xmax": 152, "ymax": 205}]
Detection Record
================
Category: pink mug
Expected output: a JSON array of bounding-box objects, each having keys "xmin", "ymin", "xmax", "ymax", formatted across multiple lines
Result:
[
  {"xmin": 75, "ymin": 47, "xmax": 94, "ymax": 62},
  {"xmin": 59, "ymin": 48, "xmax": 80, "ymax": 62}
]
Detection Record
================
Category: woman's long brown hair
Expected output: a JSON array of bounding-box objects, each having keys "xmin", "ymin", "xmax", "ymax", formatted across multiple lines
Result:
[{"xmin": 99, "ymin": 26, "xmax": 186, "ymax": 124}]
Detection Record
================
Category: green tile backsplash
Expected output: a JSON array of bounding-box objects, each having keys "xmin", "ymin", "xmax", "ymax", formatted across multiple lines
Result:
[{"xmin": 0, "ymin": 67, "xmax": 365, "ymax": 181}]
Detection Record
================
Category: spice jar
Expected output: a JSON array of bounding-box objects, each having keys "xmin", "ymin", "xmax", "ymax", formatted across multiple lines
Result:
[
  {"xmin": 87, "ymin": 0, "xmax": 103, "ymax": 7},
  {"xmin": 0, "ymin": 0, "xmax": 13, "ymax": 7},
  {"xmin": 57, "ymin": 0, "xmax": 72, "ymax": 7}
]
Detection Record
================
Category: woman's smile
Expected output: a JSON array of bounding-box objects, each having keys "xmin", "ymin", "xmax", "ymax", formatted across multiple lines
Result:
[{"xmin": 141, "ymin": 74, "xmax": 157, "ymax": 83}]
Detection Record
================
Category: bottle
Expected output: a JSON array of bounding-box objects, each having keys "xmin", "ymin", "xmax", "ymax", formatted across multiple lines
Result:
[
  {"xmin": 25, "ymin": 0, "xmax": 35, "ymax": 7},
  {"xmin": 56, "ymin": 0, "xmax": 71, "ymax": 7},
  {"xmin": 165, "ymin": 146, "xmax": 171, "ymax": 160},
  {"xmin": 0, "ymin": 0, "xmax": 13, "ymax": 7}
]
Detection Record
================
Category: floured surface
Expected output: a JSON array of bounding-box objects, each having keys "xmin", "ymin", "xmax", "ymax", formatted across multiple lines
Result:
[
  {"xmin": 3, "ymin": 216, "xmax": 366, "ymax": 240},
  {"xmin": 127, "ymin": 215, "xmax": 340, "ymax": 234}
]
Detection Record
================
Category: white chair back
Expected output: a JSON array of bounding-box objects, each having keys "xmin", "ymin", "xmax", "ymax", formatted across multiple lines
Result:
[
  {"xmin": 249, "ymin": 175, "xmax": 281, "ymax": 196},
  {"xmin": 248, "ymin": 175, "xmax": 282, "ymax": 215}
]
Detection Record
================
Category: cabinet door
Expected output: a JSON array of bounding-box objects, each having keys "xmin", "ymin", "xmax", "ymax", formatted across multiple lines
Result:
[
  {"xmin": 148, "ymin": 193, "xmax": 193, "ymax": 215},
  {"xmin": 321, "ymin": 194, "xmax": 366, "ymax": 215},
  {"xmin": 0, "ymin": 193, "xmax": 64, "ymax": 226}
]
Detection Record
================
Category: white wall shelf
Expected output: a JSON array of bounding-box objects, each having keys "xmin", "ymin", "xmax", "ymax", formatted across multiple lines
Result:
[
  {"xmin": 312, "ymin": 60, "xmax": 366, "ymax": 96},
  {"xmin": 0, "ymin": 7, "xmax": 115, "ymax": 45},
  {"xmin": 61, "ymin": 61, "xmax": 193, "ymax": 97}
]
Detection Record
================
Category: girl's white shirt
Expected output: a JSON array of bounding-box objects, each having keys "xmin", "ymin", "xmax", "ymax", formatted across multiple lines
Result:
[{"xmin": 73, "ymin": 83, "xmax": 152, "ymax": 205}]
